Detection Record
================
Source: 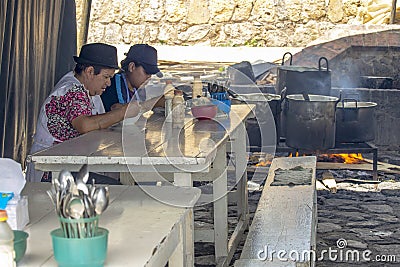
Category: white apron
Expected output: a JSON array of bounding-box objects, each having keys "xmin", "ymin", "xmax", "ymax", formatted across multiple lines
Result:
[{"xmin": 26, "ymin": 71, "xmax": 105, "ymax": 182}]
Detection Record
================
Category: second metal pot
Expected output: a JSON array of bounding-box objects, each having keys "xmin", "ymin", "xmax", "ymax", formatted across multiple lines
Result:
[
  {"xmin": 336, "ymin": 99, "xmax": 377, "ymax": 143},
  {"xmin": 276, "ymin": 52, "xmax": 331, "ymax": 96},
  {"xmin": 284, "ymin": 94, "xmax": 339, "ymax": 150},
  {"xmin": 231, "ymin": 93, "xmax": 281, "ymax": 148}
]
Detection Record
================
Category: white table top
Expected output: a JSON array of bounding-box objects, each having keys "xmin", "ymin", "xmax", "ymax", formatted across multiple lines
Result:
[
  {"xmin": 28, "ymin": 104, "xmax": 254, "ymax": 172},
  {"xmin": 18, "ymin": 183, "xmax": 201, "ymax": 267}
]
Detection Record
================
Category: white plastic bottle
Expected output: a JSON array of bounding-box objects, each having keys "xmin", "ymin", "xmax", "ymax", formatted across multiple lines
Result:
[
  {"xmin": 172, "ymin": 90, "xmax": 185, "ymax": 128},
  {"xmin": 164, "ymin": 80, "xmax": 175, "ymax": 122},
  {"xmin": 192, "ymin": 75, "xmax": 203, "ymax": 99},
  {"xmin": 0, "ymin": 210, "xmax": 15, "ymax": 267}
]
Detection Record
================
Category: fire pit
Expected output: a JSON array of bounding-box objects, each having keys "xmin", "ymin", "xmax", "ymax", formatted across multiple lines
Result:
[{"xmin": 276, "ymin": 141, "xmax": 378, "ymax": 179}]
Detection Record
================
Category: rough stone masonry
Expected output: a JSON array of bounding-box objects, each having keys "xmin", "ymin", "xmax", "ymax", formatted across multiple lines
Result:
[{"xmin": 76, "ymin": 0, "xmax": 397, "ymax": 47}]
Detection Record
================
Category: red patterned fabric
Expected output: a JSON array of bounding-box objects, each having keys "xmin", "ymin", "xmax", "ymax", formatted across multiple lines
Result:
[{"xmin": 45, "ymin": 84, "xmax": 92, "ymax": 141}]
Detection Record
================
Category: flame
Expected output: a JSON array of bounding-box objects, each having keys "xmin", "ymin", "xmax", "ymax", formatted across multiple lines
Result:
[
  {"xmin": 318, "ymin": 153, "xmax": 364, "ymax": 164},
  {"xmin": 256, "ymin": 159, "xmax": 272, "ymax": 167}
]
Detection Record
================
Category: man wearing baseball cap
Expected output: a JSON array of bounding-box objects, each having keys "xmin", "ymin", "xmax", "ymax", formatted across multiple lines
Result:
[
  {"xmin": 27, "ymin": 43, "xmax": 141, "ymax": 183},
  {"xmin": 101, "ymin": 44, "xmax": 163, "ymax": 112}
]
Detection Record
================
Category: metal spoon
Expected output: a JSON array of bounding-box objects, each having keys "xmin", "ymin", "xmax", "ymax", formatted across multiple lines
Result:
[
  {"xmin": 93, "ymin": 186, "xmax": 109, "ymax": 215},
  {"xmin": 76, "ymin": 179, "xmax": 89, "ymax": 195},
  {"xmin": 76, "ymin": 164, "xmax": 89, "ymax": 184},
  {"xmin": 59, "ymin": 170, "xmax": 75, "ymax": 194},
  {"xmin": 67, "ymin": 196, "xmax": 85, "ymax": 238}
]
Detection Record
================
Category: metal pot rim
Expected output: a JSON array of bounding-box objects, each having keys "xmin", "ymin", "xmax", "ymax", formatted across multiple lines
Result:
[
  {"xmin": 237, "ymin": 93, "xmax": 281, "ymax": 102},
  {"xmin": 286, "ymin": 94, "xmax": 338, "ymax": 102},
  {"xmin": 337, "ymin": 102, "xmax": 377, "ymax": 108},
  {"xmin": 278, "ymin": 66, "xmax": 319, "ymax": 72}
]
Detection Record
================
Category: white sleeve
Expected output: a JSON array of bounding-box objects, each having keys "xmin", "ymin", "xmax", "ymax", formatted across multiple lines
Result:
[{"xmin": 91, "ymin": 95, "xmax": 106, "ymax": 115}]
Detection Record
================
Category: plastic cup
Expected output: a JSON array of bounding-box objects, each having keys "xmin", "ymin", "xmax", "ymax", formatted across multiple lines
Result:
[
  {"xmin": 13, "ymin": 230, "xmax": 29, "ymax": 262},
  {"xmin": 51, "ymin": 227, "xmax": 108, "ymax": 267}
]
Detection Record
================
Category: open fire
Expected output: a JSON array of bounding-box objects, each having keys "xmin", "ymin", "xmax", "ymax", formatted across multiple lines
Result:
[
  {"xmin": 317, "ymin": 153, "xmax": 365, "ymax": 164},
  {"xmin": 249, "ymin": 153, "xmax": 366, "ymax": 167}
]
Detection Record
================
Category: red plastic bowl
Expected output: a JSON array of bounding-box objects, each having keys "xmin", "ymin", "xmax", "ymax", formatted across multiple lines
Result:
[{"xmin": 191, "ymin": 104, "xmax": 218, "ymax": 120}]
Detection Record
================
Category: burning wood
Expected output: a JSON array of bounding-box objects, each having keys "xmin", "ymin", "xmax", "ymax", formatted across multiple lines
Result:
[
  {"xmin": 255, "ymin": 159, "xmax": 272, "ymax": 167},
  {"xmin": 317, "ymin": 153, "xmax": 365, "ymax": 164},
  {"xmin": 248, "ymin": 152, "xmax": 273, "ymax": 167}
]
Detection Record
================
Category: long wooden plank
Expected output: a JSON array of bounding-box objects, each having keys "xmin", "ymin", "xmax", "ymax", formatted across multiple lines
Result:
[{"xmin": 239, "ymin": 156, "xmax": 317, "ymax": 265}]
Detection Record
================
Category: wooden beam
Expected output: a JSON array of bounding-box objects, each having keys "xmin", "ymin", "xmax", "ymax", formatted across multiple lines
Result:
[{"xmin": 390, "ymin": 0, "xmax": 397, "ymax": 24}]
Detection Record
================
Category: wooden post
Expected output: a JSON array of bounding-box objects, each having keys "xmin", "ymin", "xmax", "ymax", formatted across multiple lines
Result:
[{"xmin": 390, "ymin": 0, "xmax": 397, "ymax": 24}]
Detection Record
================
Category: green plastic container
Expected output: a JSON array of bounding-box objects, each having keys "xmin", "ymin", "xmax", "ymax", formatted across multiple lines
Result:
[
  {"xmin": 59, "ymin": 216, "xmax": 99, "ymax": 238},
  {"xmin": 13, "ymin": 230, "xmax": 29, "ymax": 262},
  {"xmin": 51, "ymin": 227, "xmax": 108, "ymax": 267}
]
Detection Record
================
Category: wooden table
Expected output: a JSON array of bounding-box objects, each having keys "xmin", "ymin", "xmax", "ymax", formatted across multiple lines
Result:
[
  {"xmin": 18, "ymin": 182, "xmax": 200, "ymax": 267},
  {"xmin": 28, "ymin": 104, "xmax": 255, "ymax": 266}
]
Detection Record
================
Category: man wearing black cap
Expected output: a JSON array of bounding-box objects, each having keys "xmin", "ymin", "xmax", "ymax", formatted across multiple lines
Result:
[
  {"xmin": 101, "ymin": 44, "xmax": 163, "ymax": 112},
  {"xmin": 26, "ymin": 43, "xmax": 141, "ymax": 183}
]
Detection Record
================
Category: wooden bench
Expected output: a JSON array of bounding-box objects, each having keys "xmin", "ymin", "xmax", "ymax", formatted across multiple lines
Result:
[{"xmin": 235, "ymin": 156, "xmax": 317, "ymax": 267}]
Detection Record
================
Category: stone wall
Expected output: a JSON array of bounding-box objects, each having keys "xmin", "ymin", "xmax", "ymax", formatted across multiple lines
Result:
[{"xmin": 75, "ymin": 0, "xmax": 389, "ymax": 47}]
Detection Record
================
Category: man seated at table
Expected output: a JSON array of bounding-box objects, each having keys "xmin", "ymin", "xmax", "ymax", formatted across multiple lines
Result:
[
  {"xmin": 26, "ymin": 43, "xmax": 143, "ymax": 183},
  {"xmin": 101, "ymin": 44, "xmax": 164, "ymax": 112}
]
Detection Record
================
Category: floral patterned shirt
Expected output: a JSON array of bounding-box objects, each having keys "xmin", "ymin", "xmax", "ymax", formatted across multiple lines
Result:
[{"xmin": 45, "ymin": 84, "xmax": 92, "ymax": 141}]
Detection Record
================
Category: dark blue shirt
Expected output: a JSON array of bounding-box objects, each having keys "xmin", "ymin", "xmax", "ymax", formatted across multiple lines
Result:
[{"xmin": 101, "ymin": 73, "xmax": 146, "ymax": 112}]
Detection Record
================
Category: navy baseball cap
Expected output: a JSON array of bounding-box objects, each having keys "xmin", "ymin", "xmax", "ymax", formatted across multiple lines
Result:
[{"xmin": 125, "ymin": 44, "xmax": 162, "ymax": 76}]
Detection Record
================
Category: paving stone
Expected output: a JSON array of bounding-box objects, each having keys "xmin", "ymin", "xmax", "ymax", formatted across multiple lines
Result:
[
  {"xmin": 346, "ymin": 220, "xmax": 382, "ymax": 228},
  {"xmin": 318, "ymin": 222, "xmax": 343, "ymax": 233},
  {"xmin": 375, "ymin": 214, "xmax": 399, "ymax": 223},
  {"xmin": 346, "ymin": 239, "xmax": 369, "ymax": 249},
  {"xmin": 360, "ymin": 204, "xmax": 394, "ymax": 214},
  {"xmin": 333, "ymin": 211, "xmax": 367, "ymax": 221}
]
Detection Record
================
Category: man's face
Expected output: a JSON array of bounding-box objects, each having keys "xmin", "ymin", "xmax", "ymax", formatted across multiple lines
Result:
[
  {"xmin": 128, "ymin": 63, "xmax": 152, "ymax": 89},
  {"xmin": 87, "ymin": 67, "xmax": 115, "ymax": 96}
]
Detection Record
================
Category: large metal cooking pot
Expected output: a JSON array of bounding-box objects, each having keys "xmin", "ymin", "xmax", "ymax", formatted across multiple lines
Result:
[
  {"xmin": 276, "ymin": 52, "xmax": 331, "ymax": 96},
  {"xmin": 231, "ymin": 93, "xmax": 281, "ymax": 148},
  {"xmin": 285, "ymin": 94, "xmax": 339, "ymax": 150},
  {"xmin": 336, "ymin": 99, "xmax": 377, "ymax": 143}
]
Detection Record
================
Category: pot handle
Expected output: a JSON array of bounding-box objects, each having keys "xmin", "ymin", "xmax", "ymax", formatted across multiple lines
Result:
[
  {"xmin": 281, "ymin": 52, "xmax": 293, "ymax": 66},
  {"xmin": 280, "ymin": 87, "xmax": 287, "ymax": 100},
  {"xmin": 318, "ymin": 57, "xmax": 329, "ymax": 72},
  {"xmin": 280, "ymin": 87, "xmax": 288, "ymax": 112},
  {"xmin": 335, "ymin": 90, "xmax": 342, "ymax": 108},
  {"xmin": 342, "ymin": 98, "xmax": 358, "ymax": 108}
]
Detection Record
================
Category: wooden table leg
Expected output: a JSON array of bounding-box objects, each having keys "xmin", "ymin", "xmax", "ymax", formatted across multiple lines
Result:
[
  {"xmin": 231, "ymin": 123, "xmax": 248, "ymax": 219},
  {"xmin": 213, "ymin": 145, "xmax": 228, "ymax": 261}
]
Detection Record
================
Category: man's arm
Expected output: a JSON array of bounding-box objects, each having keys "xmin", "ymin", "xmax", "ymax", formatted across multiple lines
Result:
[{"xmin": 71, "ymin": 102, "xmax": 140, "ymax": 133}]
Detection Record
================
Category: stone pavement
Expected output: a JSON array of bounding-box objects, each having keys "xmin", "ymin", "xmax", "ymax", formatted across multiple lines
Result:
[
  {"xmin": 193, "ymin": 155, "xmax": 400, "ymax": 266},
  {"xmin": 316, "ymin": 170, "xmax": 400, "ymax": 266}
]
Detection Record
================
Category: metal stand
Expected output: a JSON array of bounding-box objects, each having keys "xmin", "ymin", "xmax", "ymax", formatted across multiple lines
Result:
[{"xmin": 276, "ymin": 141, "xmax": 378, "ymax": 180}]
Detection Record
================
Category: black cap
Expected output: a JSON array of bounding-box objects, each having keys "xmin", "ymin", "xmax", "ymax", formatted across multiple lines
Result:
[
  {"xmin": 125, "ymin": 44, "xmax": 161, "ymax": 76},
  {"xmin": 73, "ymin": 43, "xmax": 119, "ymax": 69}
]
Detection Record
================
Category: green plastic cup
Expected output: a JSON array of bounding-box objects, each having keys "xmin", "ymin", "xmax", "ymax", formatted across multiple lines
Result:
[
  {"xmin": 51, "ymin": 227, "xmax": 108, "ymax": 267},
  {"xmin": 13, "ymin": 230, "xmax": 29, "ymax": 262}
]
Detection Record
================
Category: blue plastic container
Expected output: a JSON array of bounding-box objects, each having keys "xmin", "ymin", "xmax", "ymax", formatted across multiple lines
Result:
[{"xmin": 210, "ymin": 92, "xmax": 231, "ymax": 114}]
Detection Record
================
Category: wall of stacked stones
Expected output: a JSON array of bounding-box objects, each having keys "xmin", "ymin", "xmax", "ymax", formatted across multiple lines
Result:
[{"xmin": 76, "ymin": 0, "xmax": 379, "ymax": 47}]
